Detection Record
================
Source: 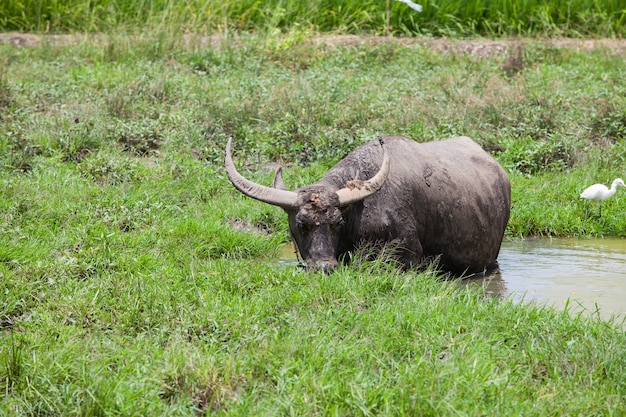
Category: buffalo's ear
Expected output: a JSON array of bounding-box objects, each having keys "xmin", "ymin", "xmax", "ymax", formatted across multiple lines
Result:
[
  {"xmin": 272, "ymin": 166, "xmax": 287, "ymax": 190},
  {"xmin": 272, "ymin": 166, "xmax": 293, "ymax": 214}
]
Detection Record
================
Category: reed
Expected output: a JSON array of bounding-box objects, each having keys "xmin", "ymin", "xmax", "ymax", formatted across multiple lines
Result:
[{"xmin": 1, "ymin": 0, "xmax": 625, "ymax": 37}]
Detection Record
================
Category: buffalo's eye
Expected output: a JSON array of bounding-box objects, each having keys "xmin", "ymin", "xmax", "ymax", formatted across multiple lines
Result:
[
  {"xmin": 297, "ymin": 222, "xmax": 311, "ymax": 233},
  {"xmin": 329, "ymin": 211, "xmax": 344, "ymax": 227}
]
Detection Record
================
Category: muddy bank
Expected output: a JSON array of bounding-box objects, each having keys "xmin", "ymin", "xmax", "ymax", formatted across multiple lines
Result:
[{"xmin": 1, "ymin": 31, "xmax": 625, "ymax": 56}]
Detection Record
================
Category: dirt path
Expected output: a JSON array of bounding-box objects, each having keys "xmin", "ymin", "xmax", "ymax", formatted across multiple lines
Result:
[
  {"xmin": 1, "ymin": 32, "xmax": 625, "ymax": 56},
  {"xmin": 314, "ymin": 35, "xmax": 626, "ymax": 56}
]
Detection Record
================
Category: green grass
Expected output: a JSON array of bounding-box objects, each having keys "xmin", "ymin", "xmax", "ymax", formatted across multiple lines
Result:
[
  {"xmin": 1, "ymin": 0, "xmax": 626, "ymax": 37},
  {"xmin": 1, "ymin": 35, "xmax": 626, "ymax": 415},
  {"xmin": 3, "ymin": 256, "xmax": 626, "ymax": 415}
]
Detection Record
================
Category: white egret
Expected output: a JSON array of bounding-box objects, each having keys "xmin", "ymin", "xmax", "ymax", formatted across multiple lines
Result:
[
  {"xmin": 396, "ymin": 0, "xmax": 423, "ymax": 12},
  {"xmin": 580, "ymin": 178, "xmax": 626, "ymax": 220}
]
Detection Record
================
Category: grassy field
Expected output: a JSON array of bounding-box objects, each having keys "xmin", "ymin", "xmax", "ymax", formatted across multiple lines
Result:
[
  {"xmin": 1, "ymin": 33, "xmax": 626, "ymax": 415},
  {"xmin": 1, "ymin": 0, "xmax": 626, "ymax": 37}
]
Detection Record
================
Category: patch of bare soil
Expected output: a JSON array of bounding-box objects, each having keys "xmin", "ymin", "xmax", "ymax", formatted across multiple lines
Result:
[
  {"xmin": 227, "ymin": 218, "xmax": 270, "ymax": 235},
  {"xmin": 1, "ymin": 32, "xmax": 625, "ymax": 56},
  {"xmin": 313, "ymin": 35, "xmax": 626, "ymax": 56},
  {"xmin": 0, "ymin": 32, "xmax": 89, "ymax": 47}
]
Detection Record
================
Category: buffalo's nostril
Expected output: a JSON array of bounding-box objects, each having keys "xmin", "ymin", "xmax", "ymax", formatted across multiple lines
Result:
[{"xmin": 314, "ymin": 260, "xmax": 338, "ymax": 274}]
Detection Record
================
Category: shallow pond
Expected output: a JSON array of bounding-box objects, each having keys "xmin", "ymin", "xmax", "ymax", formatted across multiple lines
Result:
[
  {"xmin": 472, "ymin": 238, "xmax": 626, "ymax": 323},
  {"xmin": 278, "ymin": 238, "xmax": 626, "ymax": 324}
]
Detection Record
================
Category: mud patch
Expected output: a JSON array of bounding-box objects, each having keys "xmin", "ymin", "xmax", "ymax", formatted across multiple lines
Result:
[{"xmin": 227, "ymin": 218, "xmax": 270, "ymax": 235}]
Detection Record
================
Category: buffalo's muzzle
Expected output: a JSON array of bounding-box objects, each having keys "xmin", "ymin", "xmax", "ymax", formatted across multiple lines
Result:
[{"xmin": 308, "ymin": 259, "xmax": 338, "ymax": 274}]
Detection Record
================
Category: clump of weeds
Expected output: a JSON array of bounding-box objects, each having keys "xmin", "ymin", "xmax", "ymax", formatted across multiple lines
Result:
[
  {"xmin": 1, "ymin": 335, "xmax": 25, "ymax": 393},
  {"xmin": 159, "ymin": 366, "xmax": 242, "ymax": 413},
  {"xmin": 77, "ymin": 152, "xmax": 144, "ymax": 185},
  {"xmin": 498, "ymin": 135, "xmax": 575, "ymax": 175},
  {"xmin": 0, "ymin": 59, "xmax": 12, "ymax": 110},
  {"xmin": 113, "ymin": 120, "xmax": 163, "ymax": 157},
  {"xmin": 1, "ymin": 132, "xmax": 39, "ymax": 172},
  {"xmin": 56, "ymin": 120, "xmax": 101, "ymax": 162},
  {"xmin": 590, "ymin": 97, "xmax": 626, "ymax": 143}
]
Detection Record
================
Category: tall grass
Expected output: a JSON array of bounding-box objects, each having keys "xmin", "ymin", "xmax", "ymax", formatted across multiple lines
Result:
[{"xmin": 1, "ymin": 0, "xmax": 625, "ymax": 37}]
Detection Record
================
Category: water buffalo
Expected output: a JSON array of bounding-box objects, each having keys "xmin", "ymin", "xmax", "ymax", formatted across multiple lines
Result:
[{"xmin": 225, "ymin": 135, "xmax": 511, "ymax": 274}]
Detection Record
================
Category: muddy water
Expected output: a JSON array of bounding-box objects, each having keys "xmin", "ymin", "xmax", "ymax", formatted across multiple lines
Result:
[
  {"xmin": 472, "ymin": 238, "xmax": 626, "ymax": 323},
  {"xmin": 277, "ymin": 238, "xmax": 626, "ymax": 323}
]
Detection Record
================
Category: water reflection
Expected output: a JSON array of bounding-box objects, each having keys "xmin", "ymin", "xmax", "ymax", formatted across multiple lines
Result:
[
  {"xmin": 276, "ymin": 238, "xmax": 626, "ymax": 323},
  {"xmin": 469, "ymin": 238, "xmax": 626, "ymax": 323}
]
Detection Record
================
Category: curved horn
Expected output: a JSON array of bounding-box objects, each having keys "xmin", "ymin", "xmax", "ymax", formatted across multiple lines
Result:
[
  {"xmin": 336, "ymin": 137, "xmax": 390, "ymax": 207},
  {"xmin": 225, "ymin": 138, "xmax": 298, "ymax": 209}
]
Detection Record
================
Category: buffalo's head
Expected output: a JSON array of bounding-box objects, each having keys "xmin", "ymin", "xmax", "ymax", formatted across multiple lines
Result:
[{"xmin": 225, "ymin": 137, "xmax": 390, "ymax": 273}]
